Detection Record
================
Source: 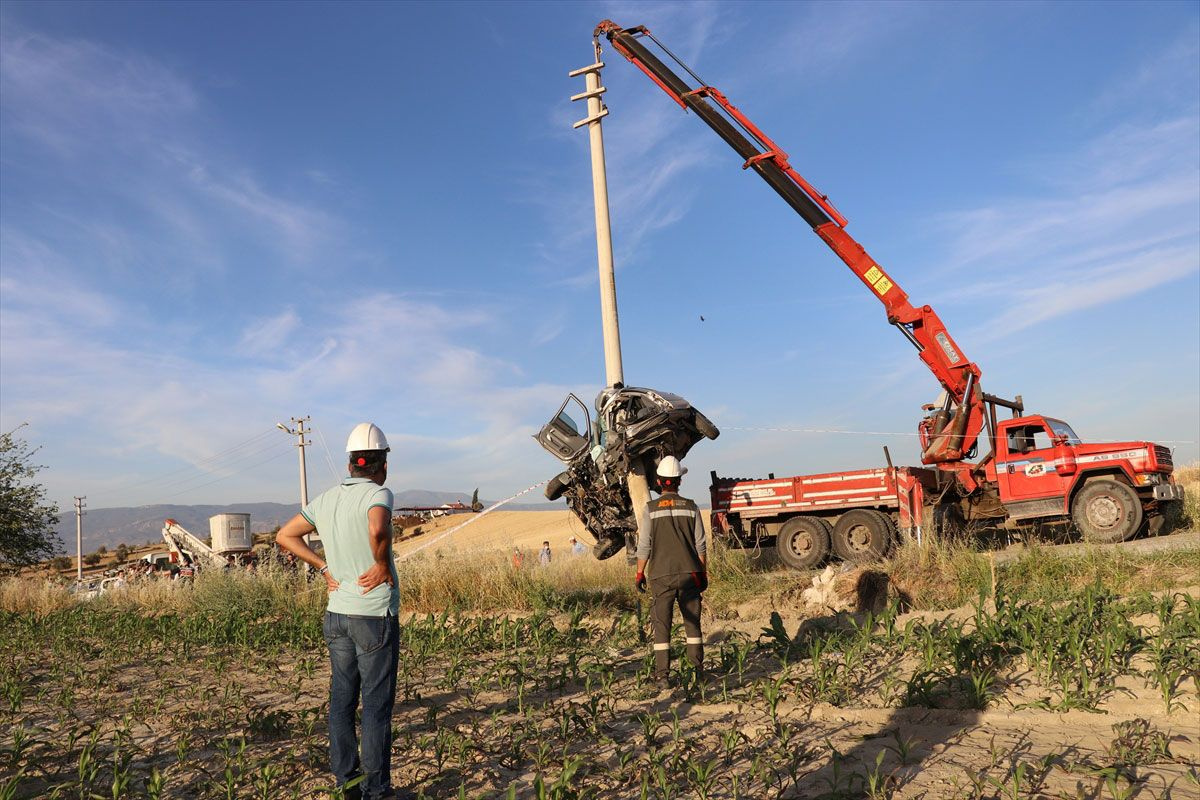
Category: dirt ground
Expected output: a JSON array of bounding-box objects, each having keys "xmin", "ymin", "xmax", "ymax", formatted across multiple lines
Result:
[{"xmin": 5, "ymin": 586, "xmax": 1197, "ymax": 799}]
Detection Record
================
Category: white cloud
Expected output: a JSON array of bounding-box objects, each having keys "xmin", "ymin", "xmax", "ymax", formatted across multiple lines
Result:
[{"xmin": 237, "ymin": 309, "xmax": 300, "ymax": 357}]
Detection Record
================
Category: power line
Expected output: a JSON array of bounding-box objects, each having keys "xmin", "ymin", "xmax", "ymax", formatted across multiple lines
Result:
[
  {"xmin": 110, "ymin": 436, "xmax": 295, "ymax": 498},
  {"xmin": 95, "ymin": 427, "xmax": 280, "ymax": 498},
  {"xmin": 310, "ymin": 423, "xmax": 341, "ymax": 483},
  {"xmin": 162, "ymin": 446, "xmax": 294, "ymax": 500}
]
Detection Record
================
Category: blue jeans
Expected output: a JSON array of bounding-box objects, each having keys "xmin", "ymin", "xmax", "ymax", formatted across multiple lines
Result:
[{"xmin": 323, "ymin": 611, "xmax": 399, "ymax": 799}]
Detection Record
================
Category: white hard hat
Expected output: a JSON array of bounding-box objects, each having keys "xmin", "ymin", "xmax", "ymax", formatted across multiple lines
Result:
[
  {"xmin": 656, "ymin": 455, "xmax": 687, "ymax": 478},
  {"xmin": 346, "ymin": 422, "xmax": 390, "ymax": 453}
]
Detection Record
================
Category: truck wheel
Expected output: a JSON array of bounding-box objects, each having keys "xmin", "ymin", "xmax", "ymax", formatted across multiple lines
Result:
[
  {"xmin": 545, "ymin": 471, "xmax": 571, "ymax": 501},
  {"xmin": 1071, "ymin": 479, "xmax": 1144, "ymax": 543},
  {"xmin": 832, "ymin": 509, "xmax": 891, "ymax": 563},
  {"xmin": 776, "ymin": 516, "xmax": 831, "ymax": 571}
]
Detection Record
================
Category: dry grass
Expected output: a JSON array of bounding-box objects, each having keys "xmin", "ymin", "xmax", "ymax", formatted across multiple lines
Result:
[
  {"xmin": 1176, "ymin": 461, "xmax": 1199, "ymax": 526},
  {"xmin": 0, "ymin": 577, "xmax": 76, "ymax": 617}
]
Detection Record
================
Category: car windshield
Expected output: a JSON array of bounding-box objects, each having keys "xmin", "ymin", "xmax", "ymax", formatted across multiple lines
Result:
[{"xmin": 1045, "ymin": 418, "xmax": 1081, "ymax": 444}]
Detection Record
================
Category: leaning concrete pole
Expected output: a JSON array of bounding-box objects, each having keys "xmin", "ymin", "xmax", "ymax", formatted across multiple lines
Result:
[{"xmin": 570, "ymin": 44, "xmax": 651, "ymax": 559}]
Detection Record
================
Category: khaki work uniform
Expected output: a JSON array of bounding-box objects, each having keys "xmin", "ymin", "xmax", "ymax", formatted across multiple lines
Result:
[{"xmin": 638, "ymin": 491, "xmax": 707, "ymax": 676}]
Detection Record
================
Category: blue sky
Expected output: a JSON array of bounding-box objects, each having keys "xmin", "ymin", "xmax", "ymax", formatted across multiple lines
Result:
[{"xmin": 2, "ymin": 0, "xmax": 1197, "ymax": 513}]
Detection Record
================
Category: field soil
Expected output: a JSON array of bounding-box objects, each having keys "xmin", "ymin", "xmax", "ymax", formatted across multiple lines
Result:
[{"xmin": 5, "ymin": 582, "xmax": 1197, "ymax": 799}]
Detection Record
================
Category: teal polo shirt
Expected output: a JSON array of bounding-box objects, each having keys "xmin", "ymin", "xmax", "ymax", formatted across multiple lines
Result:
[{"xmin": 301, "ymin": 477, "xmax": 398, "ymax": 616}]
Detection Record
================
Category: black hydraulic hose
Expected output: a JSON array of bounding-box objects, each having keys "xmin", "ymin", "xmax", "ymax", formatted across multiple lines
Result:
[{"xmin": 606, "ymin": 28, "xmax": 833, "ymax": 231}]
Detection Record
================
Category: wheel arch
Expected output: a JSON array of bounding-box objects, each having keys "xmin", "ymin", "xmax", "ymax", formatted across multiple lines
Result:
[{"xmin": 1066, "ymin": 466, "xmax": 1136, "ymax": 512}]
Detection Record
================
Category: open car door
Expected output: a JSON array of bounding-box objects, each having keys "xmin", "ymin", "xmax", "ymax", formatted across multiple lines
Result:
[{"xmin": 536, "ymin": 394, "xmax": 592, "ymax": 463}]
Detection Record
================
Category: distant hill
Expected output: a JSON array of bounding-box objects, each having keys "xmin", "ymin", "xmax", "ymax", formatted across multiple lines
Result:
[{"xmin": 55, "ymin": 490, "xmax": 561, "ymax": 553}]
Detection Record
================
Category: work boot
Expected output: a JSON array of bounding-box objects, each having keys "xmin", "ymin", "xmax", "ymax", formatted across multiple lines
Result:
[{"xmin": 653, "ymin": 673, "xmax": 672, "ymax": 692}]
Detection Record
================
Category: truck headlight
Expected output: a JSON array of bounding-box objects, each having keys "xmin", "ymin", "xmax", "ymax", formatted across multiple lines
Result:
[{"xmin": 1135, "ymin": 473, "xmax": 1163, "ymax": 486}]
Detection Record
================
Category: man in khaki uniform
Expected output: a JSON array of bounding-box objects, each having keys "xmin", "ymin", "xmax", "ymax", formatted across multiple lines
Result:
[{"xmin": 634, "ymin": 455, "xmax": 707, "ymax": 686}]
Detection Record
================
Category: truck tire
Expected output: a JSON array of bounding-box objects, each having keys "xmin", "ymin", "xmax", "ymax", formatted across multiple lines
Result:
[
  {"xmin": 1071, "ymin": 479, "xmax": 1144, "ymax": 544},
  {"xmin": 832, "ymin": 509, "xmax": 892, "ymax": 563},
  {"xmin": 776, "ymin": 516, "xmax": 831, "ymax": 571}
]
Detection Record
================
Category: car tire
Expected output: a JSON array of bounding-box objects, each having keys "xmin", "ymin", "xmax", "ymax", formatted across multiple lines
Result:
[
  {"xmin": 775, "ymin": 516, "xmax": 831, "ymax": 571},
  {"xmin": 593, "ymin": 535, "xmax": 625, "ymax": 560},
  {"xmin": 693, "ymin": 410, "xmax": 720, "ymax": 440},
  {"xmin": 1072, "ymin": 478, "xmax": 1144, "ymax": 543},
  {"xmin": 831, "ymin": 509, "xmax": 892, "ymax": 563},
  {"xmin": 545, "ymin": 471, "xmax": 571, "ymax": 502}
]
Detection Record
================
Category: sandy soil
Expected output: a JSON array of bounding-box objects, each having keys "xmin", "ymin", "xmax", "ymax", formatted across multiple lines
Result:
[{"xmin": 393, "ymin": 510, "xmax": 596, "ymax": 559}]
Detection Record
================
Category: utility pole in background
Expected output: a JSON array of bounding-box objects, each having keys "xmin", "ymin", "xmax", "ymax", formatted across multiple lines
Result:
[
  {"xmin": 277, "ymin": 417, "xmax": 311, "ymax": 546},
  {"xmin": 74, "ymin": 496, "xmax": 86, "ymax": 581},
  {"xmin": 571, "ymin": 42, "xmax": 650, "ymax": 561}
]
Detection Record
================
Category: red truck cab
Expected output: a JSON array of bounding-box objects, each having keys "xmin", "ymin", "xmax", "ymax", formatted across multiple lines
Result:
[{"xmin": 985, "ymin": 415, "xmax": 1181, "ymax": 542}]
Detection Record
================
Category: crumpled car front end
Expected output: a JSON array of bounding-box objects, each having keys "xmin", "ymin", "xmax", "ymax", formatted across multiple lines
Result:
[{"xmin": 536, "ymin": 387, "xmax": 719, "ymax": 559}]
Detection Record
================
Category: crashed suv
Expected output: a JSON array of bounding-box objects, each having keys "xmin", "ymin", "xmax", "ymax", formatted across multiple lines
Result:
[{"xmin": 536, "ymin": 386, "xmax": 719, "ymax": 559}]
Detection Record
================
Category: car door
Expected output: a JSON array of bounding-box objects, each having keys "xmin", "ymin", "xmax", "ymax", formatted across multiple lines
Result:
[
  {"xmin": 998, "ymin": 423, "xmax": 1061, "ymax": 501},
  {"xmin": 535, "ymin": 394, "xmax": 593, "ymax": 463}
]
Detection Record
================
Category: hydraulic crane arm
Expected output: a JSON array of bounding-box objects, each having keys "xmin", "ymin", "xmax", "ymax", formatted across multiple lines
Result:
[
  {"xmin": 162, "ymin": 519, "xmax": 227, "ymax": 569},
  {"xmin": 595, "ymin": 20, "xmax": 991, "ymax": 464}
]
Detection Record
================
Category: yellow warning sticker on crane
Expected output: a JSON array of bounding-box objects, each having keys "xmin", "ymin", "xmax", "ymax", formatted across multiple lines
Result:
[{"xmin": 864, "ymin": 266, "xmax": 893, "ymax": 296}]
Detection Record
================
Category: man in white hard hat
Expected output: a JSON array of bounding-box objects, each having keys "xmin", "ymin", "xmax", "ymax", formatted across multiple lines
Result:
[
  {"xmin": 276, "ymin": 422, "xmax": 407, "ymax": 800},
  {"xmin": 634, "ymin": 454, "xmax": 707, "ymax": 689}
]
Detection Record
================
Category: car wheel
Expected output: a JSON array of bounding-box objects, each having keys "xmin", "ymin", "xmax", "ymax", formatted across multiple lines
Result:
[
  {"xmin": 775, "ymin": 516, "xmax": 831, "ymax": 571},
  {"xmin": 693, "ymin": 410, "xmax": 720, "ymax": 440},
  {"xmin": 545, "ymin": 471, "xmax": 571, "ymax": 502},
  {"xmin": 593, "ymin": 535, "xmax": 625, "ymax": 560},
  {"xmin": 1072, "ymin": 479, "xmax": 1143, "ymax": 543},
  {"xmin": 831, "ymin": 509, "xmax": 892, "ymax": 563}
]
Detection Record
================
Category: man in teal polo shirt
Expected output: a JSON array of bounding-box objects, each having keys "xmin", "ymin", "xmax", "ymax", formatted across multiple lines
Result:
[{"xmin": 276, "ymin": 422, "xmax": 403, "ymax": 800}]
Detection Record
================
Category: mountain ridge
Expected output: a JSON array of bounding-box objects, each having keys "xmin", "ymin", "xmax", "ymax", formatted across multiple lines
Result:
[{"xmin": 54, "ymin": 489, "xmax": 562, "ymax": 552}]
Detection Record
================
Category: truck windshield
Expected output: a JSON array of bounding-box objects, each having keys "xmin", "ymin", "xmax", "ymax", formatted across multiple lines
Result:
[{"xmin": 1045, "ymin": 419, "xmax": 1081, "ymax": 444}]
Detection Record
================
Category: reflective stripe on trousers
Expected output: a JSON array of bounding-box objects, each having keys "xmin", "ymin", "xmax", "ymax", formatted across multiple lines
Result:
[{"xmin": 649, "ymin": 573, "xmax": 703, "ymax": 675}]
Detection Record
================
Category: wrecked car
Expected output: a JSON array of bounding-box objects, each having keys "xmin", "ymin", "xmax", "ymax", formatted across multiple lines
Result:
[{"xmin": 536, "ymin": 385, "xmax": 719, "ymax": 559}]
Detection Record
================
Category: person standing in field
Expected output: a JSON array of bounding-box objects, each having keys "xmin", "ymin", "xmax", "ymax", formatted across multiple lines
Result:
[
  {"xmin": 570, "ymin": 537, "xmax": 586, "ymax": 556},
  {"xmin": 634, "ymin": 455, "xmax": 707, "ymax": 689},
  {"xmin": 276, "ymin": 422, "xmax": 408, "ymax": 800},
  {"xmin": 539, "ymin": 541, "xmax": 552, "ymax": 566}
]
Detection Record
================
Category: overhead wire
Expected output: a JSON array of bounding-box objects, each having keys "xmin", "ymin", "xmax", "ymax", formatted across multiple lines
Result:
[
  {"xmin": 161, "ymin": 443, "xmax": 295, "ymax": 500},
  {"xmin": 310, "ymin": 423, "xmax": 342, "ymax": 483},
  {"xmin": 91, "ymin": 427, "xmax": 286, "ymax": 501}
]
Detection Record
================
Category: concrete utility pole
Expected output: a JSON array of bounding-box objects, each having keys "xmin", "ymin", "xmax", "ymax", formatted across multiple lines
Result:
[
  {"xmin": 74, "ymin": 496, "xmax": 86, "ymax": 581},
  {"xmin": 276, "ymin": 417, "xmax": 311, "ymax": 506},
  {"xmin": 277, "ymin": 418, "xmax": 312, "ymax": 551},
  {"xmin": 570, "ymin": 43, "xmax": 624, "ymax": 387},
  {"xmin": 571, "ymin": 42, "xmax": 650, "ymax": 556}
]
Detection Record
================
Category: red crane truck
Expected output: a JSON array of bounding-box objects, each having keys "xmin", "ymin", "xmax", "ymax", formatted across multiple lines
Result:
[{"xmin": 595, "ymin": 21, "xmax": 1186, "ymax": 569}]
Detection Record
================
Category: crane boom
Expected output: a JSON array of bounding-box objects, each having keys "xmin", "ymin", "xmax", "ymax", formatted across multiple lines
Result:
[
  {"xmin": 595, "ymin": 20, "xmax": 993, "ymax": 464},
  {"xmin": 161, "ymin": 519, "xmax": 228, "ymax": 569}
]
